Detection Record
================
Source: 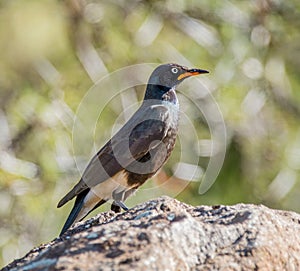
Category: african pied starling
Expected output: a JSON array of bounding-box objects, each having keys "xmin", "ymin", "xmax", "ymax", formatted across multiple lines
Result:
[{"xmin": 57, "ymin": 63, "xmax": 209, "ymax": 235}]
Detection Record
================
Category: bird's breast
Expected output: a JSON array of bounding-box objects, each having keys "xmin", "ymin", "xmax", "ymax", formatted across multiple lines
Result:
[
  {"xmin": 162, "ymin": 101, "xmax": 180, "ymax": 133},
  {"xmin": 127, "ymin": 103, "xmax": 179, "ymax": 184}
]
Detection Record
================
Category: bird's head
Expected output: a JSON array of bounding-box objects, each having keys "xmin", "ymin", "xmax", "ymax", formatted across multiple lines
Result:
[
  {"xmin": 145, "ymin": 63, "xmax": 209, "ymax": 100},
  {"xmin": 148, "ymin": 63, "xmax": 208, "ymax": 88}
]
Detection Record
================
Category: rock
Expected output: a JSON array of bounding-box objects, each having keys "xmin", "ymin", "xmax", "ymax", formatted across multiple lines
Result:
[{"xmin": 2, "ymin": 196, "xmax": 300, "ymax": 271}]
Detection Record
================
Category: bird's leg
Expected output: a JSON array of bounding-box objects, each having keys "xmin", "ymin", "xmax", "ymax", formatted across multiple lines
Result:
[
  {"xmin": 117, "ymin": 201, "xmax": 129, "ymax": 211},
  {"xmin": 111, "ymin": 200, "xmax": 129, "ymax": 212}
]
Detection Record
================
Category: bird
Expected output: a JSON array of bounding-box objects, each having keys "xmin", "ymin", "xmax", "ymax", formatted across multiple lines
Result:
[{"xmin": 57, "ymin": 63, "xmax": 209, "ymax": 236}]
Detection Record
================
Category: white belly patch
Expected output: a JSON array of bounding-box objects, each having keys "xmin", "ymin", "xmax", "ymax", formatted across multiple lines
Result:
[
  {"xmin": 89, "ymin": 170, "xmax": 129, "ymax": 201},
  {"xmin": 75, "ymin": 170, "xmax": 130, "ymax": 222}
]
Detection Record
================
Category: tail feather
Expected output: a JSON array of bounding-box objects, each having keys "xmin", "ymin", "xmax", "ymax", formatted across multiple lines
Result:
[
  {"xmin": 59, "ymin": 191, "xmax": 107, "ymax": 236},
  {"xmin": 59, "ymin": 190, "xmax": 88, "ymax": 236}
]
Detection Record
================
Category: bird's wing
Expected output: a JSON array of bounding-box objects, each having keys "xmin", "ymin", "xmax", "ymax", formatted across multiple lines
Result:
[{"xmin": 57, "ymin": 104, "xmax": 170, "ymax": 207}]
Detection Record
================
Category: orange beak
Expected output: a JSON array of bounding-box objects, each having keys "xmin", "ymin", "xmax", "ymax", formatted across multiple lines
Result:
[{"xmin": 177, "ymin": 68, "xmax": 209, "ymax": 81}]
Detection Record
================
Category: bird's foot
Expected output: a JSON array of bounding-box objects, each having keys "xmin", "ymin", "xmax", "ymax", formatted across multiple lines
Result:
[
  {"xmin": 111, "ymin": 201, "xmax": 129, "ymax": 212},
  {"xmin": 111, "ymin": 203, "xmax": 121, "ymax": 213}
]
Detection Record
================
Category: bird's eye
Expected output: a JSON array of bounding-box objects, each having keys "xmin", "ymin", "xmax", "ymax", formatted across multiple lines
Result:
[{"xmin": 171, "ymin": 67, "xmax": 178, "ymax": 74}]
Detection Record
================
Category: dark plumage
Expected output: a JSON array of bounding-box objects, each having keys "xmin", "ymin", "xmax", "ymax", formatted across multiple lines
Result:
[{"xmin": 57, "ymin": 63, "xmax": 209, "ymax": 235}]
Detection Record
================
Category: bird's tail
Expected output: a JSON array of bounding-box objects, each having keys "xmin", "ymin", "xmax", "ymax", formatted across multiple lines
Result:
[
  {"xmin": 59, "ymin": 190, "xmax": 88, "ymax": 236},
  {"xmin": 59, "ymin": 190, "xmax": 108, "ymax": 236}
]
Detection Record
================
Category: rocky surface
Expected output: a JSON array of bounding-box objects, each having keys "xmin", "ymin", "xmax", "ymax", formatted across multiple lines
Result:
[{"xmin": 2, "ymin": 196, "xmax": 300, "ymax": 271}]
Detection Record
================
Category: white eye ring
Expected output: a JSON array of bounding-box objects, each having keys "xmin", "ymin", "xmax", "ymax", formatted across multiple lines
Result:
[{"xmin": 171, "ymin": 67, "xmax": 178, "ymax": 74}]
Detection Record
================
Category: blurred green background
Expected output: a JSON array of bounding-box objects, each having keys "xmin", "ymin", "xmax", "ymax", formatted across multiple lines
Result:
[{"xmin": 1, "ymin": 0, "xmax": 300, "ymax": 267}]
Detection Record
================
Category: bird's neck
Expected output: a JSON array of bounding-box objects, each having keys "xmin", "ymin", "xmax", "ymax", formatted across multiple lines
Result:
[{"xmin": 144, "ymin": 85, "xmax": 178, "ymax": 105}]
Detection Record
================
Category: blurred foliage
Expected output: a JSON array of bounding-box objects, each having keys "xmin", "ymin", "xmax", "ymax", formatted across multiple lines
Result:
[{"xmin": 0, "ymin": 0, "xmax": 300, "ymax": 267}]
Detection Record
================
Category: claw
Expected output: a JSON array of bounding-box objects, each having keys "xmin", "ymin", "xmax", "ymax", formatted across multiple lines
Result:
[{"xmin": 111, "ymin": 201, "xmax": 129, "ymax": 212}]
